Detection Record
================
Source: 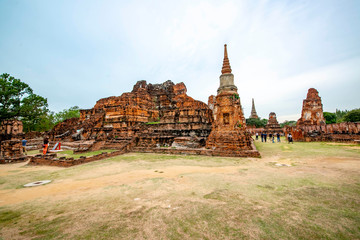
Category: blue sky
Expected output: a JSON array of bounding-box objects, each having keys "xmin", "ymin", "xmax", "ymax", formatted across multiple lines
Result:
[{"xmin": 0, "ymin": 0, "xmax": 359, "ymax": 122}]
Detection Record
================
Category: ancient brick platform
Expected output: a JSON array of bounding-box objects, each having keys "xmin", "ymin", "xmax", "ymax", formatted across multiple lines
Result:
[
  {"xmin": 285, "ymin": 122, "xmax": 360, "ymax": 142},
  {"xmin": 0, "ymin": 155, "xmax": 29, "ymax": 164},
  {"xmin": 28, "ymin": 151, "xmax": 123, "ymax": 167}
]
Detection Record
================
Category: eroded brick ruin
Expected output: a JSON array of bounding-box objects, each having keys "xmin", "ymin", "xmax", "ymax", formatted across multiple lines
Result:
[
  {"xmin": 285, "ymin": 88, "xmax": 360, "ymax": 142},
  {"xmin": 35, "ymin": 44, "xmax": 260, "ymax": 165},
  {"xmin": 0, "ymin": 120, "xmax": 28, "ymax": 163},
  {"xmin": 48, "ymin": 79, "xmax": 213, "ymax": 152},
  {"xmin": 265, "ymin": 112, "xmax": 282, "ymax": 134},
  {"xmin": 6, "ymin": 46, "xmax": 359, "ymax": 167},
  {"xmin": 297, "ymin": 88, "xmax": 326, "ymax": 126}
]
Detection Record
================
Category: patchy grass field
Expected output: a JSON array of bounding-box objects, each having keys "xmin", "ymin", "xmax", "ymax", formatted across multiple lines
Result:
[{"xmin": 1, "ymin": 139, "xmax": 359, "ymax": 239}]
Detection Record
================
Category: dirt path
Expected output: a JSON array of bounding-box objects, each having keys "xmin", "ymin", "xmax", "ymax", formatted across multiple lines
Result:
[
  {"xmin": 0, "ymin": 165, "xmax": 241, "ymax": 206},
  {"xmin": 0, "ymin": 161, "xmax": 57, "ymax": 176},
  {"xmin": 1, "ymin": 155, "xmax": 359, "ymax": 207}
]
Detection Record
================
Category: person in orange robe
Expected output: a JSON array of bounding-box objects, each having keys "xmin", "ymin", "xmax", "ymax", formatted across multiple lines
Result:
[{"xmin": 43, "ymin": 137, "xmax": 49, "ymax": 154}]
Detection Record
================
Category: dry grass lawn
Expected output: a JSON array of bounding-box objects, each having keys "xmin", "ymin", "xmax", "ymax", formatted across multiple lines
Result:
[{"xmin": 0, "ymin": 138, "xmax": 359, "ymax": 239}]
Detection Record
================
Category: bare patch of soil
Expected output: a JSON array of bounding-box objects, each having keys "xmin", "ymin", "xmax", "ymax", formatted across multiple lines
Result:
[{"xmin": 1, "ymin": 153, "xmax": 359, "ymax": 207}]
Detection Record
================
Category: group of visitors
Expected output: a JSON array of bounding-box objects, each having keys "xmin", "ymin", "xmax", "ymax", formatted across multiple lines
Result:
[
  {"xmin": 255, "ymin": 132, "xmax": 293, "ymax": 144},
  {"xmin": 21, "ymin": 136, "xmax": 50, "ymax": 155}
]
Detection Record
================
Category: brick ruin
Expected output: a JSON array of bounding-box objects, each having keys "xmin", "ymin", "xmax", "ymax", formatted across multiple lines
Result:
[
  {"xmin": 4, "ymin": 45, "xmax": 360, "ymax": 167},
  {"xmin": 48, "ymin": 79, "xmax": 214, "ymax": 154},
  {"xmin": 40, "ymin": 44, "xmax": 260, "ymax": 164},
  {"xmin": 297, "ymin": 88, "xmax": 326, "ymax": 126},
  {"xmin": 265, "ymin": 112, "xmax": 283, "ymax": 134},
  {"xmin": 285, "ymin": 88, "xmax": 360, "ymax": 142},
  {"xmin": 0, "ymin": 120, "xmax": 28, "ymax": 163},
  {"xmin": 205, "ymin": 44, "xmax": 260, "ymax": 157},
  {"xmin": 249, "ymin": 98, "xmax": 259, "ymax": 119}
]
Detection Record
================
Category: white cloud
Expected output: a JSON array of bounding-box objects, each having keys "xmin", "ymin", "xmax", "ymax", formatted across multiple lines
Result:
[{"xmin": 1, "ymin": 0, "xmax": 359, "ymax": 116}]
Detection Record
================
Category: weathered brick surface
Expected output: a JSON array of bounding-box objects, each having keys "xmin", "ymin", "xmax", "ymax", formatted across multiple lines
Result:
[
  {"xmin": 133, "ymin": 145, "xmax": 260, "ymax": 158},
  {"xmin": 285, "ymin": 122, "xmax": 360, "ymax": 142},
  {"xmin": 28, "ymin": 146, "xmax": 131, "ymax": 167},
  {"xmin": 297, "ymin": 88, "xmax": 325, "ymax": 126},
  {"xmin": 49, "ymin": 80, "xmax": 213, "ymax": 152},
  {"xmin": 0, "ymin": 120, "xmax": 23, "ymax": 136},
  {"xmin": 0, "ymin": 140, "xmax": 23, "ymax": 158},
  {"xmin": 0, "ymin": 155, "xmax": 28, "ymax": 164},
  {"xmin": 0, "ymin": 120, "xmax": 26, "ymax": 161}
]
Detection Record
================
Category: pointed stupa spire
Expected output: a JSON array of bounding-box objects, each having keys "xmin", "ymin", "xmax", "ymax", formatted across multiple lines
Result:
[
  {"xmin": 250, "ymin": 98, "xmax": 259, "ymax": 119},
  {"xmin": 221, "ymin": 44, "xmax": 232, "ymax": 74}
]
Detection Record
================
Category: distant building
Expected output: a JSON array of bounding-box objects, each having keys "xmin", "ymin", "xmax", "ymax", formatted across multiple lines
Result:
[{"xmin": 249, "ymin": 98, "xmax": 259, "ymax": 119}]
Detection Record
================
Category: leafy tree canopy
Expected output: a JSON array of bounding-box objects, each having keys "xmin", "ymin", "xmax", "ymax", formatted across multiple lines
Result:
[
  {"xmin": 0, "ymin": 73, "xmax": 49, "ymax": 126},
  {"xmin": 1, "ymin": 73, "xmax": 81, "ymax": 132},
  {"xmin": 343, "ymin": 109, "xmax": 360, "ymax": 122},
  {"xmin": 335, "ymin": 109, "xmax": 348, "ymax": 123},
  {"xmin": 280, "ymin": 120, "xmax": 297, "ymax": 128},
  {"xmin": 323, "ymin": 112, "xmax": 337, "ymax": 124},
  {"xmin": 23, "ymin": 106, "xmax": 80, "ymax": 132},
  {"xmin": 246, "ymin": 118, "xmax": 267, "ymax": 128},
  {"xmin": 54, "ymin": 106, "xmax": 80, "ymax": 125}
]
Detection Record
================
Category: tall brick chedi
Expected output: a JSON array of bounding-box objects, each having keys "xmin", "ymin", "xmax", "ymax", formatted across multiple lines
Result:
[
  {"xmin": 249, "ymin": 98, "xmax": 259, "ymax": 119},
  {"xmin": 206, "ymin": 45, "xmax": 260, "ymax": 157},
  {"xmin": 297, "ymin": 88, "xmax": 325, "ymax": 126}
]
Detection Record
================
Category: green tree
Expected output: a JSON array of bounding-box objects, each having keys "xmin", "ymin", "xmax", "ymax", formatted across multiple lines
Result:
[
  {"xmin": 280, "ymin": 120, "xmax": 297, "ymax": 127},
  {"xmin": 246, "ymin": 118, "xmax": 267, "ymax": 128},
  {"xmin": 0, "ymin": 73, "xmax": 49, "ymax": 131},
  {"xmin": 54, "ymin": 106, "xmax": 80, "ymax": 125},
  {"xmin": 343, "ymin": 109, "xmax": 360, "ymax": 122},
  {"xmin": 1, "ymin": 73, "xmax": 33, "ymax": 119},
  {"xmin": 323, "ymin": 112, "xmax": 337, "ymax": 124},
  {"xmin": 36, "ymin": 112, "xmax": 56, "ymax": 132},
  {"xmin": 335, "ymin": 109, "xmax": 348, "ymax": 123}
]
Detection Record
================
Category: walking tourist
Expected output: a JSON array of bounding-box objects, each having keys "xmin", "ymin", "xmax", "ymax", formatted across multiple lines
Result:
[
  {"xmin": 287, "ymin": 133, "xmax": 293, "ymax": 144},
  {"xmin": 22, "ymin": 137, "xmax": 27, "ymax": 155}
]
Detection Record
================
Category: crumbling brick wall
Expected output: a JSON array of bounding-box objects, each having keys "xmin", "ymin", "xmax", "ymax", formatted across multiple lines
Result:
[
  {"xmin": 285, "ymin": 122, "xmax": 360, "ymax": 142},
  {"xmin": 0, "ymin": 140, "xmax": 23, "ymax": 158},
  {"xmin": 0, "ymin": 120, "xmax": 25, "ymax": 160},
  {"xmin": 51, "ymin": 80, "xmax": 214, "ymax": 150}
]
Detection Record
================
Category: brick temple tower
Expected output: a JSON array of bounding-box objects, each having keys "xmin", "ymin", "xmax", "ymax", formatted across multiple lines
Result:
[
  {"xmin": 249, "ymin": 98, "xmax": 259, "ymax": 119},
  {"xmin": 297, "ymin": 88, "xmax": 326, "ymax": 126},
  {"xmin": 206, "ymin": 44, "xmax": 260, "ymax": 157},
  {"xmin": 265, "ymin": 112, "xmax": 282, "ymax": 133}
]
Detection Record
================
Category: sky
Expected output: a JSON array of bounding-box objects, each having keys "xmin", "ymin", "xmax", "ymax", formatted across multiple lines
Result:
[{"xmin": 0, "ymin": 0, "xmax": 359, "ymax": 122}]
